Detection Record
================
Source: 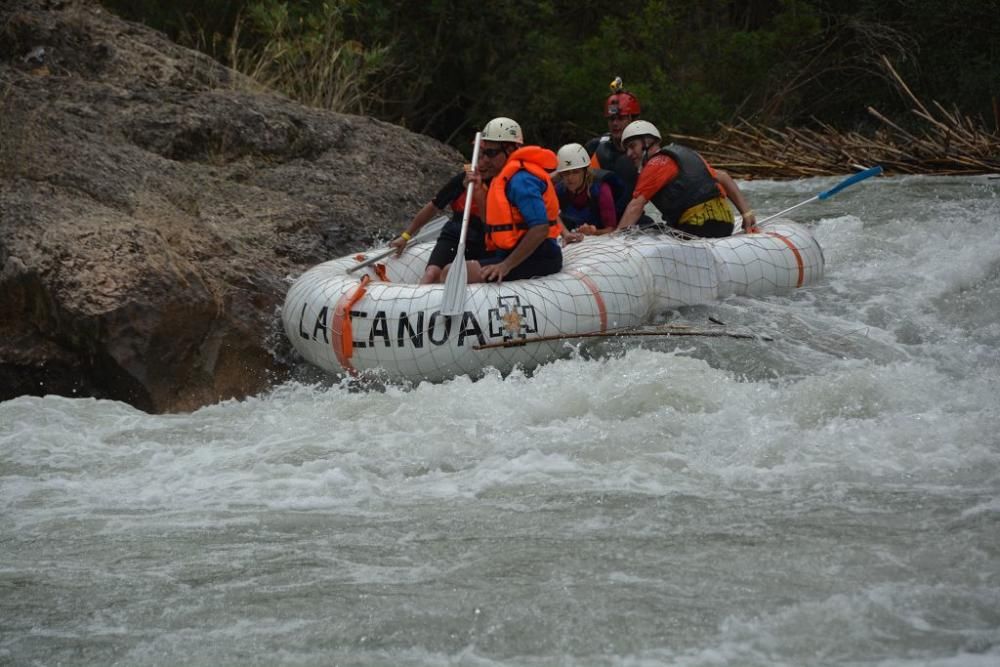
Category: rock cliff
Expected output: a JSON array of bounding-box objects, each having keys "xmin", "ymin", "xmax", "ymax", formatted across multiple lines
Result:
[{"xmin": 0, "ymin": 0, "xmax": 461, "ymax": 412}]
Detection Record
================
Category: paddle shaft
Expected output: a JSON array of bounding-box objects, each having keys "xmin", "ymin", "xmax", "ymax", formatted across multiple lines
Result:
[
  {"xmin": 345, "ymin": 215, "xmax": 448, "ymax": 273},
  {"xmin": 455, "ymin": 135, "xmax": 482, "ymax": 251},
  {"xmin": 756, "ymin": 196, "xmax": 819, "ymax": 225}
]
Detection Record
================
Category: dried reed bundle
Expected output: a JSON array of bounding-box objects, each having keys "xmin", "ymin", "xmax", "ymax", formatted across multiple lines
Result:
[{"xmin": 672, "ymin": 56, "xmax": 999, "ymax": 179}]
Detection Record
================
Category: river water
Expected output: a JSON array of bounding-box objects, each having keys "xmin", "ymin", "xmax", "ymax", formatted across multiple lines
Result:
[{"xmin": 2, "ymin": 175, "xmax": 999, "ymax": 666}]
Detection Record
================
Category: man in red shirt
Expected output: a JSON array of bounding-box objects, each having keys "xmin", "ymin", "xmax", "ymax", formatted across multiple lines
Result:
[{"xmin": 615, "ymin": 120, "xmax": 757, "ymax": 237}]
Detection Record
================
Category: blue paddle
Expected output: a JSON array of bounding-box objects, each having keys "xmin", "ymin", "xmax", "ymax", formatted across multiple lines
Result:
[{"xmin": 757, "ymin": 165, "xmax": 883, "ymax": 226}]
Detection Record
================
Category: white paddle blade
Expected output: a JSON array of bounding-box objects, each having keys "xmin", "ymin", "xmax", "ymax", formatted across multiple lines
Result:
[{"xmin": 441, "ymin": 256, "xmax": 468, "ymax": 316}]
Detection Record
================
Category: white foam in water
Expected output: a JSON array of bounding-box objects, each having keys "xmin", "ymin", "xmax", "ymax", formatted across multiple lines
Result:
[{"xmin": 2, "ymin": 175, "xmax": 999, "ymax": 666}]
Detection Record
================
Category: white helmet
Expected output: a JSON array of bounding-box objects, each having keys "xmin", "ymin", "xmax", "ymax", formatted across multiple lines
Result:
[
  {"xmin": 621, "ymin": 119, "xmax": 661, "ymax": 144},
  {"xmin": 555, "ymin": 143, "xmax": 591, "ymax": 173},
  {"xmin": 482, "ymin": 117, "xmax": 523, "ymax": 144}
]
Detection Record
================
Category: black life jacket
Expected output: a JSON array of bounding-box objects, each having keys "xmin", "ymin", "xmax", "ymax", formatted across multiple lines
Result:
[
  {"xmin": 588, "ymin": 134, "xmax": 639, "ymax": 199},
  {"xmin": 647, "ymin": 144, "xmax": 722, "ymax": 226}
]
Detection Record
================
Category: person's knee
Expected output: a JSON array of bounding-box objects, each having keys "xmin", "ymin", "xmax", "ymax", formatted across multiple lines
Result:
[
  {"xmin": 420, "ymin": 265, "xmax": 443, "ymax": 285},
  {"xmin": 466, "ymin": 260, "xmax": 483, "ymax": 283}
]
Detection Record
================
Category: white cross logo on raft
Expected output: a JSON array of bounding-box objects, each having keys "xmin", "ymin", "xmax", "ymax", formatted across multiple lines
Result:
[{"xmin": 488, "ymin": 295, "xmax": 538, "ymax": 342}]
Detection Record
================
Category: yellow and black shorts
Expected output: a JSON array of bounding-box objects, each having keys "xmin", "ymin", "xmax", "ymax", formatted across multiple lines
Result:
[{"xmin": 672, "ymin": 197, "xmax": 736, "ymax": 238}]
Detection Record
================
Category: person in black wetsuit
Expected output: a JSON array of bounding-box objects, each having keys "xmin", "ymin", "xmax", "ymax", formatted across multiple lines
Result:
[
  {"xmin": 389, "ymin": 165, "xmax": 488, "ymax": 285},
  {"xmin": 584, "ymin": 77, "xmax": 654, "ymax": 228}
]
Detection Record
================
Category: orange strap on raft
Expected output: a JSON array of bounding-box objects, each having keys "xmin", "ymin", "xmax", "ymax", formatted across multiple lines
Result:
[
  {"xmin": 568, "ymin": 270, "xmax": 608, "ymax": 332},
  {"xmin": 331, "ymin": 275, "xmax": 370, "ymax": 370},
  {"xmin": 765, "ymin": 232, "xmax": 805, "ymax": 287}
]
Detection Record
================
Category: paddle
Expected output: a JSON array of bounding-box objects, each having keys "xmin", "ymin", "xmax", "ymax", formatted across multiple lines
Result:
[
  {"xmin": 345, "ymin": 215, "xmax": 448, "ymax": 274},
  {"xmin": 441, "ymin": 131, "xmax": 482, "ymax": 315},
  {"xmin": 757, "ymin": 165, "xmax": 883, "ymax": 226},
  {"xmin": 473, "ymin": 324, "xmax": 771, "ymax": 350}
]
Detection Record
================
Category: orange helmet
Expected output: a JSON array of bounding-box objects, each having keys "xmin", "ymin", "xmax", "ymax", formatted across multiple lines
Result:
[{"xmin": 605, "ymin": 91, "xmax": 641, "ymax": 117}]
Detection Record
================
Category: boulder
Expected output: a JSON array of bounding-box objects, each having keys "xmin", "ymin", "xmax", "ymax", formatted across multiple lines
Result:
[{"xmin": 0, "ymin": 0, "xmax": 462, "ymax": 412}]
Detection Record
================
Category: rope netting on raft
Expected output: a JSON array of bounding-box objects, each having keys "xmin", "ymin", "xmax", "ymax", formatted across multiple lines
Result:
[{"xmin": 283, "ymin": 221, "xmax": 822, "ymax": 383}]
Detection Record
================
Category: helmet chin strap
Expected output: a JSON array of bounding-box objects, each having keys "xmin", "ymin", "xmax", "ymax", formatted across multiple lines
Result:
[{"xmin": 639, "ymin": 139, "xmax": 651, "ymax": 173}]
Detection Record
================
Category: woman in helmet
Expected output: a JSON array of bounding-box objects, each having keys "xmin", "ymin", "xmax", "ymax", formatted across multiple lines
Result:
[
  {"xmin": 615, "ymin": 120, "xmax": 757, "ymax": 237},
  {"xmin": 553, "ymin": 143, "xmax": 625, "ymax": 236}
]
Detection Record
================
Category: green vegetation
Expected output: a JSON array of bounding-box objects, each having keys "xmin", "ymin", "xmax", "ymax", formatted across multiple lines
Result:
[
  {"xmin": 100, "ymin": 0, "xmax": 999, "ymax": 151},
  {"xmin": 225, "ymin": 1, "xmax": 389, "ymax": 114}
]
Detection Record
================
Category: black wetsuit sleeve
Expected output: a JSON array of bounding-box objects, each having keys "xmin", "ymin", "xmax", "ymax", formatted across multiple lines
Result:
[{"xmin": 431, "ymin": 172, "xmax": 468, "ymax": 210}]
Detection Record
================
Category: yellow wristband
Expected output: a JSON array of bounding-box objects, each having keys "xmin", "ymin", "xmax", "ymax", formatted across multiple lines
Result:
[
  {"xmin": 401, "ymin": 231, "xmax": 412, "ymax": 241},
  {"xmin": 742, "ymin": 210, "xmax": 755, "ymax": 217}
]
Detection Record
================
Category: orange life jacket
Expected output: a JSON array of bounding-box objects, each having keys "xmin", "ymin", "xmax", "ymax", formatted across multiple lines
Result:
[{"xmin": 485, "ymin": 146, "xmax": 561, "ymax": 251}]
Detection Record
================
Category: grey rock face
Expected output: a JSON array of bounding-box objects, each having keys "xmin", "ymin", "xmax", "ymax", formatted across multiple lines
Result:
[{"xmin": 0, "ymin": 0, "xmax": 461, "ymax": 412}]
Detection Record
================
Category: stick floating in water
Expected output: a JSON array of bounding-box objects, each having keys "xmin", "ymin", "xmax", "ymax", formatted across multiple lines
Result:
[{"xmin": 473, "ymin": 325, "xmax": 772, "ymax": 350}]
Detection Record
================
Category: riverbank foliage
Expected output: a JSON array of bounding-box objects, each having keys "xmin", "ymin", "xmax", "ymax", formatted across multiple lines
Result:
[{"xmin": 100, "ymin": 0, "xmax": 999, "ymax": 174}]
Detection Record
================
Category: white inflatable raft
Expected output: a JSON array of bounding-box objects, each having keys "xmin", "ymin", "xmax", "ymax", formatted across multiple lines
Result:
[{"xmin": 282, "ymin": 220, "xmax": 823, "ymax": 382}]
